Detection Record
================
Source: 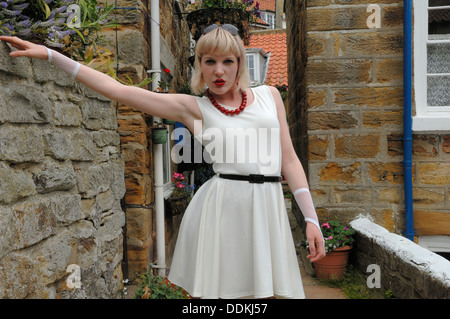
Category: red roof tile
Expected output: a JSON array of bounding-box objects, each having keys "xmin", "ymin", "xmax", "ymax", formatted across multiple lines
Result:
[
  {"xmin": 254, "ymin": 0, "xmax": 276, "ymax": 12},
  {"xmin": 246, "ymin": 30, "xmax": 288, "ymax": 86}
]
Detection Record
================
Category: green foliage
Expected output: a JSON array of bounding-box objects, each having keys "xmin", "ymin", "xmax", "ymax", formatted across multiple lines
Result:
[
  {"xmin": 187, "ymin": 0, "xmax": 261, "ymax": 24},
  {"xmin": 319, "ymin": 265, "xmax": 393, "ymax": 299},
  {"xmin": 0, "ymin": 0, "xmax": 119, "ymax": 61},
  {"xmin": 321, "ymin": 220, "xmax": 356, "ymax": 252},
  {"xmin": 134, "ymin": 267, "xmax": 190, "ymax": 299}
]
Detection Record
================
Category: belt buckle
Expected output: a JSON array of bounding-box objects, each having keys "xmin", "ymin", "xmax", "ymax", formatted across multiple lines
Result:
[{"xmin": 249, "ymin": 174, "xmax": 264, "ymax": 184}]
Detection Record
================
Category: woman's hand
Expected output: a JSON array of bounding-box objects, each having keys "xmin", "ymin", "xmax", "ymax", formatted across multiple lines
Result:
[
  {"xmin": 0, "ymin": 36, "xmax": 48, "ymax": 60},
  {"xmin": 306, "ymin": 222, "xmax": 326, "ymax": 263}
]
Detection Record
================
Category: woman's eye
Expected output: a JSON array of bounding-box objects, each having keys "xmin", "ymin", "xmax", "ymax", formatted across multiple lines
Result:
[
  {"xmin": 224, "ymin": 59, "xmax": 234, "ymax": 64},
  {"xmin": 205, "ymin": 60, "xmax": 215, "ymax": 64}
]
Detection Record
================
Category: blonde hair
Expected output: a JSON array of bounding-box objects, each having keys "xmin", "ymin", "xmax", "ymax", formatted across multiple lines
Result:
[{"xmin": 191, "ymin": 26, "xmax": 250, "ymax": 95}]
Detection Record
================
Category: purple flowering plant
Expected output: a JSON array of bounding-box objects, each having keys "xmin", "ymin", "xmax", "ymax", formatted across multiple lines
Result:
[
  {"xmin": 0, "ymin": 0, "xmax": 118, "ymax": 60},
  {"xmin": 187, "ymin": 0, "xmax": 261, "ymax": 23}
]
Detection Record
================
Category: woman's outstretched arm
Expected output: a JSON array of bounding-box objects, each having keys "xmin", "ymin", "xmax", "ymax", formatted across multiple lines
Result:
[{"xmin": 0, "ymin": 36, "xmax": 201, "ymax": 129}]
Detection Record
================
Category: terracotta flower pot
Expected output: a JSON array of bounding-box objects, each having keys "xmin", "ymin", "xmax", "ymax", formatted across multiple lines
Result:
[{"xmin": 313, "ymin": 246, "xmax": 352, "ymax": 280}]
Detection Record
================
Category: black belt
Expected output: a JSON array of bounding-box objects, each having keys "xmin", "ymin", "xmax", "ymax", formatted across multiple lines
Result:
[{"xmin": 218, "ymin": 174, "xmax": 282, "ymax": 184}]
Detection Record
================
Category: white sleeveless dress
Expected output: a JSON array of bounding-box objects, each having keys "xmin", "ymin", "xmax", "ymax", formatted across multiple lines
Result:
[{"xmin": 168, "ymin": 85, "xmax": 305, "ymax": 299}]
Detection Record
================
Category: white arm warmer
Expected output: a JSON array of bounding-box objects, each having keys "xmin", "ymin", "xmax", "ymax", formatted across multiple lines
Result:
[
  {"xmin": 293, "ymin": 187, "xmax": 322, "ymax": 235},
  {"xmin": 45, "ymin": 47, "xmax": 81, "ymax": 78}
]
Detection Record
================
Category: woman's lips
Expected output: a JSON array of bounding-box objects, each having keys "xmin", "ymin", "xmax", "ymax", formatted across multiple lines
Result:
[{"xmin": 213, "ymin": 79, "xmax": 226, "ymax": 87}]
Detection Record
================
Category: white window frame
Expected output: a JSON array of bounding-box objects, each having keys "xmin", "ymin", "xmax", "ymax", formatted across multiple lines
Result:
[
  {"xmin": 246, "ymin": 52, "xmax": 260, "ymax": 84},
  {"xmin": 418, "ymin": 235, "xmax": 450, "ymax": 253},
  {"xmin": 162, "ymin": 128, "xmax": 172, "ymax": 198},
  {"xmin": 261, "ymin": 11, "xmax": 275, "ymax": 29},
  {"xmin": 412, "ymin": 0, "xmax": 450, "ymax": 131}
]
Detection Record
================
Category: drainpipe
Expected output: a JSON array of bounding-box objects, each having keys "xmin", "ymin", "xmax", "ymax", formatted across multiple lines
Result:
[
  {"xmin": 403, "ymin": 0, "xmax": 414, "ymax": 241},
  {"xmin": 149, "ymin": 0, "xmax": 166, "ymax": 276}
]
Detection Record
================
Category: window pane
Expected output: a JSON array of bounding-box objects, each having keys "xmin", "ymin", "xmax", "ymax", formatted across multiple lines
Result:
[
  {"xmin": 246, "ymin": 54, "xmax": 255, "ymax": 82},
  {"xmin": 428, "ymin": 0, "xmax": 450, "ymax": 35},
  {"xmin": 428, "ymin": 75, "xmax": 450, "ymax": 106}
]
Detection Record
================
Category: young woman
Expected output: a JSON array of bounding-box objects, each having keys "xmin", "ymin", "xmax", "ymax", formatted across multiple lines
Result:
[{"xmin": 0, "ymin": 24, "xmax": 324, "ymax": 299}]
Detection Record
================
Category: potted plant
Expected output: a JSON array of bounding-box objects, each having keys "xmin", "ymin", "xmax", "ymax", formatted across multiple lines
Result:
[
  {"xmin": 152, "ymin": 121, "xmax": 168, "ymax": 144},
  {"xmin": 166, "ymin": 172, "xmax": 196, "ymax": 216},
  {"xmin": 185, "ymin": 0, "xmax": 262, "ymax": 45},
  {"xmin": 302, "ymin": 220, "xmax": 356, "ymax": 280}
]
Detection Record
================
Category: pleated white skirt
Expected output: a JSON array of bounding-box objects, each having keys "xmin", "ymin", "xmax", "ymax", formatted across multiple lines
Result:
[{"xmin": 168, "ymin": 175, "xmax": 305, "ymax": 299}]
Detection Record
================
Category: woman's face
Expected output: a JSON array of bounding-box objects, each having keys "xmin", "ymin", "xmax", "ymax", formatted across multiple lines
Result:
[{"xmin": 200, "ymin": 53, "xmax": 239, "ymax": 95}]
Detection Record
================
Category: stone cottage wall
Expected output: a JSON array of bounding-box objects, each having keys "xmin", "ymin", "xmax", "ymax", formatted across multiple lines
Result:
[
  {"xmin": 303, "ymin": 0, "xmax": 450, "ymax": 238},
  {"xmin": 109, "ymin": 0, "xmax": 191, "ymax": 280},
  {"xmin": 304, "ymin": 0, "xmax": 406, "ymax": 231},
  {"xmin": 0, "ymin": 42, "xmax": 126, "ymax": 298}
]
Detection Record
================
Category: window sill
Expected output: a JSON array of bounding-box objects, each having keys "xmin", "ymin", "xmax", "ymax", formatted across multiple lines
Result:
[{"xmin": 412, "ymin": 116, "xmax": 450, "ymax": 132}]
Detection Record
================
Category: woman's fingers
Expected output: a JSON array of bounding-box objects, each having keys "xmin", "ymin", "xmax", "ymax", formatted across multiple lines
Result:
[{"xmin": 0, "ymin": 36, "xmax": 48, "ymax": 60}]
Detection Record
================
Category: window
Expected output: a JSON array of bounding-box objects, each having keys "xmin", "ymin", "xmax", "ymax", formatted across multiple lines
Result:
[
  {"xmin": 246, "ymin": 53, "xmax": 257, "ymax": 82},
  {"xmin": 413, "ymin": 0, "xmax": 450, "ymax": 131},
  {"xmin": 246, "ymin": 49, "xmax": 270, "ymax": 86},
  {"xmin": 261, "ymin": 12, "xmax": 275, "ymax": 29}
]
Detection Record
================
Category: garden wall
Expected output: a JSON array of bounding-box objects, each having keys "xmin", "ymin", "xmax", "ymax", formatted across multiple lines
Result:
[
  {"xmin": 350, "ymin": 216, "xmax": 450, "ymax": 298},
  {"xmin": 0, "ymin": 41, "xmax": 126, "ymax": 298}
]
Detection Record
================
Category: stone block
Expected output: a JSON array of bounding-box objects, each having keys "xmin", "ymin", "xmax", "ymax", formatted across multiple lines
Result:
[
  {"xmin": 11, "ymin": 196, "xmax": 58, "ymax": 249},
  {"xmin": 31, "ymin": 159, "xmax": 77, "ymax": 194},
  {"xmin": 74, "ymin": 162, "xmax": 114, "ymax": 198},
  {"xmin": 0, "ymin": 162, "xmax": 36, "ymax": 204},
  {"xmin": 368, "ymin": 162, "xmax": 408, "ymax": 184},
  {"xmin": 418, "ymin": 163, "xmax": 450, "ymax": 185},
  {"xmin": 412, "ymin": 187, "xmax": 445, "ymax": 207},
  {"xmin": 362, "ymin": 110, "xmax": 403, "ymax": 128},
  {"xmin": 335, "ymin": 134, "xmax": 380, "ymax": 159},
  {"xmin": 340, "ymin": 32, "xmax": 403, "ymax": 56},
  {"xmin": 0, "ymin": 252, "xmax": 38, "ymax": 299},
  {"xmin": 308, "ymin": 135, "xmax": 329, "ymax": 160},
  {"xmin": 307, "ymin": 7, "xmax": 368, "ymax": 31},
  {"xmin": 80, "ymin": 99, "xmax": 117, "ymax": 130},
  {"xmin": 376, "ymin": 58, "xmax": 403, "ymax": 84},
  {"xmin": 0, "ymin": 125, "xmax": 44, "ymax": 163},
  {"xmin": 0, "ymin": 84, "xmax": 52, "ymax": 124},
  {"xmin": 316, "ymin": 162, "xmax": 361, "ymax": 184},
  {"xmin": 53, "ymin": 101, "xmax": 82, "ymax": 126},
  {"xmin": 43, "ymin": 129, "xmax": 96, "ymax": 161},
  {"xmin": 307, "ymin": 59, "xmax": 372, "ymax": 85},
  {"xmin": 332, "ymin": 87, "xmax": 403, "ymax": 107},
  {"xmin": 332, "ymin": 186, "xmax": 372, "ymax": 205},
  {"xmin": 307, "ymin": 89, "xmax": 327, "ymax": 109},
  {"xmin": 0, "ymin": 41, "xmax": 32, "ymax": 79},
  {"xmin": 308, "ymin": 111, "xmax": 358, "ymax": 131}
]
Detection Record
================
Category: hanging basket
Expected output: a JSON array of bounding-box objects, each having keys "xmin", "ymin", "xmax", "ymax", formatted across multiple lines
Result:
[
  {"xmin": 313, "ymin": 246, "xmax": 352, "ymax": 280},
  {"xmin": 152, "ymin": 127, "xmax": 168, "ymax": 144},
  {"xmin": 186, "ymin": 8, "xmax": 251, "ymax": 45},
  {"xmin": 163, "ymin": 118, "xmax": 176, "ymax": 125},
  {"xmin": 166, "ymin": 195, "xmax": 191, "ymax": 216}
]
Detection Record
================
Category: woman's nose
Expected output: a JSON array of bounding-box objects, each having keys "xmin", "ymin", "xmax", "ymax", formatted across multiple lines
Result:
[{"xmin": 214, "ymin": 63, "xmax": 224, "ymax": 76}]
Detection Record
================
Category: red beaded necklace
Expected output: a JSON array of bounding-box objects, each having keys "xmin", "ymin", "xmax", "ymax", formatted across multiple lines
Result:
[{"xmin": 206, "ymin": 89, "xmax": 247, "ymax": 116}]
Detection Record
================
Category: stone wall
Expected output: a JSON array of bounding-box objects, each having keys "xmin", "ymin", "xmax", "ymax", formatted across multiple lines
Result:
[
  {"xmin": 110, "ymin": 0, "xmax": 191, "ymax": 280},
  {"xmin": 301, "ymin": 0, "xmax": 450, "ymax": 236},
  {"xmin": 0, "ymin": 42, "xmax": 126, "ymax": 298},
  {"xmin": 350, "ymin": 217, "xmax": 450, "ymax": 298}
]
